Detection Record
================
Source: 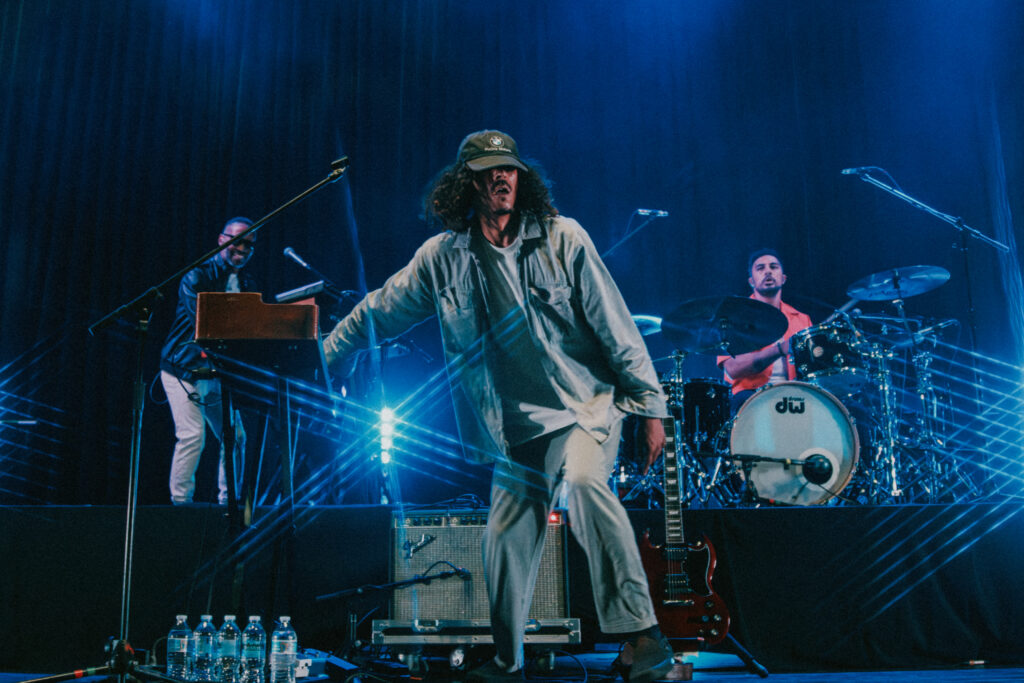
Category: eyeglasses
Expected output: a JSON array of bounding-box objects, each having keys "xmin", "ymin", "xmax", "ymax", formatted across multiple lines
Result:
[{"xmin": 221, "ymin": 233, "xmax": 256, "ymax": 248}]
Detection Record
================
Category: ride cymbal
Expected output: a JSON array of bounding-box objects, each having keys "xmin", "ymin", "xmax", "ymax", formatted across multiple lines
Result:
[{"xmin": 846, "ymin": 265, "xmax": 950, "ymax": 301}]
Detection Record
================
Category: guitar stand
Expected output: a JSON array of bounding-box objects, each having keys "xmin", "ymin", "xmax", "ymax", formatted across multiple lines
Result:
[
  {"xmin": 615, "ymin": 633, "xmax": 768, "ymax": 680},
  {"xmin": 722, "ymin": 633, "xmax": 769, "ymax": 678},
  {"xmin": 663, "ymin": 634, "xmax": 767, "ymax": 679}
]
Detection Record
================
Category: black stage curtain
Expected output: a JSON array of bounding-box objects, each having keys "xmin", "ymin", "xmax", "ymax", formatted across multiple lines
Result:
[{"xmin": 1, "ymin": 1, "xmax": 1023, "ymax": 505}]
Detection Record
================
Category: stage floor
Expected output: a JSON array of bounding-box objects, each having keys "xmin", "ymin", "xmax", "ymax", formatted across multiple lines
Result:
[
  {"xmin": 2, "ymin": 503, "xmax": 1022, "ymax": 676},
  {"xmin": 3, "ymin": 655, "xmax": 1022, "ymax": 683}
]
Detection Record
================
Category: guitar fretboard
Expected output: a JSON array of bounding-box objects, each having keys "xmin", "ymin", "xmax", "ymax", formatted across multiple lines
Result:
[{"xmin": 663, "ymin": 416, "xmax": 684, "ymax": 546}]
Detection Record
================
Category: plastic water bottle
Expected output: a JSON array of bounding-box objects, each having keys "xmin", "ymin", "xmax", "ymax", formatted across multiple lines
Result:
[
  {"xmin": 268, "ymin": 617, "xmax": 297, "ymax": 683},
  {"xmin": 217, "ymin": 615, "xmax": 242, "ymax": 683},
  {"xmin": 193, "ymin": 614, "xmax": 218, "ymax": 682},
  {"xmin": 167, "ymin": 615, "xmax": 192, "ymax": 680},
  {"xmin": 240, "ymin": 616, "xmax": 266, "ymax": 683}
]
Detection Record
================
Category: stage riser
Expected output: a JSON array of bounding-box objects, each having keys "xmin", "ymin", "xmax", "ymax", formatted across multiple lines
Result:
[{"xmin": 1, "ymin": 504, "xmax": 1020, "ymax": 673}]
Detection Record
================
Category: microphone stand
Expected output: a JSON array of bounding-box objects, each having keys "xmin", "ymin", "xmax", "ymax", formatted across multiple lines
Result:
[
  {"xmin": 846, "ymin": 168, "xmax": 1009, "ymax": 352},
  {"xmin": 601, "ymin": 210, "xmax": 665, "ymax": 259},
  {"xmin": 284, "ymin": 255, "xmax": 358, "ymax": 305},
  {"xmin": 85, "ymin": 157, "xmax": 349, "ymax": 679},
  {"xmin": 847, "ymin": 168, "xmax": 1009, "ymax": 496}
]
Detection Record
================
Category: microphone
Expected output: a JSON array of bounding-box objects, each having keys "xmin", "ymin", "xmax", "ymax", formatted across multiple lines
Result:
[
  {"xmin": 893, "ymin": 319, "xmax": 958, "ymax": 349},
  {"xmin": 636, "ymin": 209, "xmax": 669, "ymax": 217},
  {"xmin": 283, "ymin": 247, "xmax": 311, "ymax": 270},
  {"xmin": 801, "ymin": 454, "xmax": 834, "ymax": 486},
  {"xmin": 841, "ymin": 167, "xmax": 875, "ymax": 175}
]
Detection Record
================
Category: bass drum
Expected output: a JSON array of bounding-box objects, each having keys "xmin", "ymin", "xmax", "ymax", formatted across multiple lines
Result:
[{"xmin": 729, "ymin": 382, "xmax": 859, "ymax": 505}]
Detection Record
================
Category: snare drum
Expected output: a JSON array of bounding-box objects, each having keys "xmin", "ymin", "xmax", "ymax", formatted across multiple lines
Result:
[
  {"xmin": 791, "ymin": 321, "xmax": 873, "ymax": 395},
  {"xmin": 729, "ymin": 381, "xmax": 859, "ymax": 505}
]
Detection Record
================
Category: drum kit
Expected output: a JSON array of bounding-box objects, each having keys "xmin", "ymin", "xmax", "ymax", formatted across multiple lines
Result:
[{"xmin": 616, "ymin": 265, "xmax": 963, "ymax": 508}]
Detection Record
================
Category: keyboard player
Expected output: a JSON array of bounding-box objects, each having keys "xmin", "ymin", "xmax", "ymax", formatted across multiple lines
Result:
[{"xmin": 159, "ymin": 217, "xmax": 257, "ymax": 506}]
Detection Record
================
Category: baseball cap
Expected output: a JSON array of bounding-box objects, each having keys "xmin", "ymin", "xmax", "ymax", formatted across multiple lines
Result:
[{"xmin": 457, "ymin": 130, "xmax": 528, "ymax": 172}]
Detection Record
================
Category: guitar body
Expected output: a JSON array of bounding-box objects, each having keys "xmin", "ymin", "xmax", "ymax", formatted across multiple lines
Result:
[
  {"xmin": 638, "ymin": 416, "xmax": 730, "ymax": 645},
  {"xmin": 639, "ymin": 530, "xmax": 730, "ymax": 644}
]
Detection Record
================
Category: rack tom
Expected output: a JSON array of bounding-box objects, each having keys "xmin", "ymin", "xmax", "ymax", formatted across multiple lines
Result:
[{"xmin": 791, "ymin": 321, "xmax": 874, "ymax": 395}]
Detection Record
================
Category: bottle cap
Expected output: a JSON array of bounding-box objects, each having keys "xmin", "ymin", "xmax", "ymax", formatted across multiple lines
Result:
[
  {"xmin": 249, "ymin": 615, "xmax": 261, "ymax": 622},
  {"xmin": 224, "ymin": 614, "xmax": 236, "ymax": 621},
  {"xmin": 201, "ymin": 614, "xmax": 213, "ymax": 621},
  {"xmin": 176, "ymin": 614, "xmax": 188, "ymax": 621}
]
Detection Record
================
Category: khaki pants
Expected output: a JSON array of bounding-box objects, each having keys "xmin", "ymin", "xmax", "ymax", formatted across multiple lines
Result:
[
  {"xmin": 161, "ymin": 370, "xmax": 244, "ymax": 504},
  {"xmin": 485, "ymin": 419, "xmax": 657, "ymax": 669}
]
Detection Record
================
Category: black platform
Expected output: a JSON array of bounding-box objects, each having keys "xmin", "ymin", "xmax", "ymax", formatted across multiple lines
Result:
[{"xmin": 2, "ymin": 502, "xmax": 1022, "ymax": 674}]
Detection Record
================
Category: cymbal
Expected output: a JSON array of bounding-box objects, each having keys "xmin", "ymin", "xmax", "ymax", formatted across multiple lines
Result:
[
  {"xmin": 661, "ymin": 295, "xmax": 788, "ymax": 355},
  {"xmin": 846, "ymin": 265, "xmax": 950, "ymax": 301},
  {"xmin": 631, "ymin": 314, "xmax": 663, "ymax": 337}
]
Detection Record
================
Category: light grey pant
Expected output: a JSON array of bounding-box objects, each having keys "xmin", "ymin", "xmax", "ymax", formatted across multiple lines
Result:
[
  {"xmin": 485, "ymin": 419, "xmax": 657, "ymax": 670},
  {"xmin": 161, "ymin": 370, "xmax": 245, "ymax": 504}
]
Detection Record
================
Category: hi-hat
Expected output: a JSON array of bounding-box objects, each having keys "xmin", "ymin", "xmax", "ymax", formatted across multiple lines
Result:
[
  {"xmin": 846, "ymin": 265, "xmax": 950, "ymax": 301},
  {"xmin": 631, "ymin": 314, "xmax": 663, "ymax": 337},
  {"xmin": 661, "ymin": 295, "xmax": 787, "ymax": 355}
]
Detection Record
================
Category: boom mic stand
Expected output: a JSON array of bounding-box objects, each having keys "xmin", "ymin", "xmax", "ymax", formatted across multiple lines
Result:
[
  {"xmin": 82, "ymin": 157, "xmax": 349, "ymax": 681},
  {"xmin": 843, "ymin": 166, "xmax": 1010, "ymax": 494},
  {"xmin": 843, "ymin": 166, "xmax": 1009, "ymax": 350}
]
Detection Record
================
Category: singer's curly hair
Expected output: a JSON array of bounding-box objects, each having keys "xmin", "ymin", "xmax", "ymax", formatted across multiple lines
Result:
[{"xmin": 422, "ymin": 161, "xmax": 557, "ymax": 233}]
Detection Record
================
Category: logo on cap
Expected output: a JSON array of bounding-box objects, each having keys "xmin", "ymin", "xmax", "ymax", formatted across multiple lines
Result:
[{"xmin": 489, "ymin": 135, "xmax": 505, "ymax": 148}]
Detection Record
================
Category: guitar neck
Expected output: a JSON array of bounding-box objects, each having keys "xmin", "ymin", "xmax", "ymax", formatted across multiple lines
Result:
[{"xmin": 662, "ymin": 416, "xmax": 684, "ymax": 546}]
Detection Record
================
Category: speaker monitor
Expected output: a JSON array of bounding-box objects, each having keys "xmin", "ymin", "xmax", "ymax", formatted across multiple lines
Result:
[{"xmin": 390, "ymin": 509, "xmax": 568, "ymax": 621}]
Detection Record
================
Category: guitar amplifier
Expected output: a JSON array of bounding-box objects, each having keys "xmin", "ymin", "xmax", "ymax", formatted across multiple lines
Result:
[{"xmin": 389, "ymin": 509, "xmax": 569, "ymax": 621}]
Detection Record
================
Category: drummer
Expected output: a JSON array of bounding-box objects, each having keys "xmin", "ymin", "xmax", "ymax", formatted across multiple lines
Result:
[{"xmin": 717, "ymin": 248, "xmax": 812, "ymax": 411}]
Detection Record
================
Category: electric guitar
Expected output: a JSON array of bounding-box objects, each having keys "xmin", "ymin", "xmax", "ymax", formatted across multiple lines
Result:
[{"xmin": 638, "ymin": 416, "xmax": 730, "ymax": 644}]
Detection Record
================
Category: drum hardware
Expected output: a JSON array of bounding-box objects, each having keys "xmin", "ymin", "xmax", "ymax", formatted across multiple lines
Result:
[
  {"xmin": 829, "ymin": 265, "xmax": 954, "ymax": 505},
  {"xmin": 655, "ymin": 350, "xmax": 740, "ymax": 508},
  {"xmin": 613, "ymin": 351, "xmax": 681, "ymax": 509},
  {"xmin": 613, "ymin": 462, "xmax": 666, "ymax": 509},
  {"xmin": 851, "ymin": 312, "xmax": 977, "ymax": 504},
  {"xmin": 897, "ymin": 343, "xmax": 982, "ymax": 503}
]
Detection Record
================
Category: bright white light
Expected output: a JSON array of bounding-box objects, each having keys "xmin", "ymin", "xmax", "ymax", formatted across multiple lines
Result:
[{"xmin": 379, "ymin": 407, "xmax": 396, "ymax": 464}]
